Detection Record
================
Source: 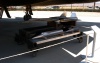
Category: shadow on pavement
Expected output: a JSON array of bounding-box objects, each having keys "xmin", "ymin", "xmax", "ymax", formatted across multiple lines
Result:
[{"xmin": 0, "ymin": 19, "xmax": 100, "ymax": 63}]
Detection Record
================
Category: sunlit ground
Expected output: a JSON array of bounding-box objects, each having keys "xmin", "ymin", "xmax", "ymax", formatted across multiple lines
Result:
[{"xmin": 2, "ymin": 11, "xmax": 100, "ymax": 23}]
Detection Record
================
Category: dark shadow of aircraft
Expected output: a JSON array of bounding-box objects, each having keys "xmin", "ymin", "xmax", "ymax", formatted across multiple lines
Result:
[{"xmin": 0, "ymin": 0, "xmax": 99, "ymax": 21}]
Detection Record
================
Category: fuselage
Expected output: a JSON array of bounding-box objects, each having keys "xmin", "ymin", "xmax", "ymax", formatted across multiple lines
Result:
[
  {"xmin": 0, "ymin": 0, "xmax": 99, "ymax": 6},
  {"xmin": 0, "ymin": 0, "xmax": 46, "ymax": 6}
]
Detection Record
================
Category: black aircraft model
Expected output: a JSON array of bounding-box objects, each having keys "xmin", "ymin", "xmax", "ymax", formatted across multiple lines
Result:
[{"xmin": 0, "ymin": 0, "xmax": 99, "ymax": 21}]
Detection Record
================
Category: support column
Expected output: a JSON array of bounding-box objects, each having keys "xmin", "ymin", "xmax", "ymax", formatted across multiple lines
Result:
[
  {"xmin": 93, "ymin": 2, "xmax": 95, "ymax": 11},
  {"xmin": 0, "ymin": 7, "xmax": 3, "ymax": 19}
]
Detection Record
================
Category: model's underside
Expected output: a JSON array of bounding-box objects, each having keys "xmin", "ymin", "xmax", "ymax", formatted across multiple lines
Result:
[{"xmin": 0, "ymin": 0, "xmax": 99, "ymax": 6}]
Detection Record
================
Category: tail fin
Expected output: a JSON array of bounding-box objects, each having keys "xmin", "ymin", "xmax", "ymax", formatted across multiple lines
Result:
[
  {"xmin": 70, "ymin": 12, "xmax": 78, "ymax": 20},
  {"xmin": 59, "ymin": 12, "xmax": 67, "ymax": 19}
]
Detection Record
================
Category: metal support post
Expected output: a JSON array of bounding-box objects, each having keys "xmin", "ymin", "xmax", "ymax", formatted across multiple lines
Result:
[
  {"xmin": 85, "ymin": 34, "xmax": 89, "ymax": 63},
  {"xmin": 92, "ymin": 32, "xmax": 96, "ymax": 57}
]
